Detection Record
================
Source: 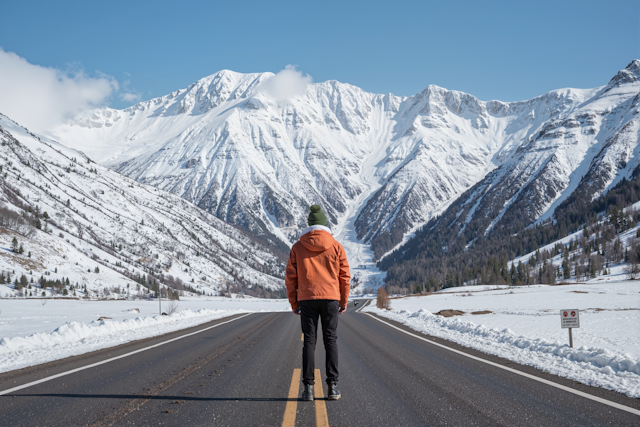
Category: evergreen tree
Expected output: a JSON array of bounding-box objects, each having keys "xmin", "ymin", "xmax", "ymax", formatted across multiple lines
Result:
[
  {"xmin": 509, "ymin": 263, "xmax": 517, "ymax": 285},
  {"xmin": 516, "ymin": 261, "xmax": 526, "ymax": 283},
  {"xmin": 562, "ymin": 258, "xmax": 571, "ymax": 280},
  {"xmin": 10, "ymin": 237, "xmax": 18, "ymax": 252}
]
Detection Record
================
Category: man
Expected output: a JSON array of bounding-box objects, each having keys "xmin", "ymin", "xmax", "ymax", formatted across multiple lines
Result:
[{"xmin": 285, "ymin": 204, "xmax": 351, "ymax": 401}]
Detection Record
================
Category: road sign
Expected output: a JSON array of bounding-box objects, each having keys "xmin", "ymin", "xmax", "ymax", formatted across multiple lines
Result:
[{"xmin": 561, "ymin": 309, "xmax": 580, "ymax": 328}]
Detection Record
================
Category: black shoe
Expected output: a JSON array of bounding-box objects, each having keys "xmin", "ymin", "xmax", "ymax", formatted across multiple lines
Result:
[
  {"xmin": 301, "ymin": 384, "xmax": 314, "ymax": 401},
  {"xmin": 328, "ymin": 382, "xmax": 341, "ymax": 400}
]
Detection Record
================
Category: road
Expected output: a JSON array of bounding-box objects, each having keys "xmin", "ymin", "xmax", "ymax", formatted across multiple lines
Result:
[{"xmin": 0, "ymin": 301, "xmax": 638, "ymax": 426}]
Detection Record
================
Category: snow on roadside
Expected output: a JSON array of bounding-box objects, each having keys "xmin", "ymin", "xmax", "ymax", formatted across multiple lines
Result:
[
  {"xmin": 0, "ymin": 298, "xmax": 289, "ymax": 339},
  {"xmin": 0, "ymin": 297, "xmax": 289, "ymax": 373},
  {"xmin": 363, "ymin": 281, "xmax": 640, "ymax": 398},
  {"xmin": 0, "ymin": 308, "xmax": 244, "ymax": 373}
]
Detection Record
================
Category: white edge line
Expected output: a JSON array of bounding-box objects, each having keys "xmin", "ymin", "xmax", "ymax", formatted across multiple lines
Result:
[
  {"xmin": 0, "ymin": 313, "xmax": 253, "ymax": 396},
  {"xmin": 363, "ymin": 312, "xmax": 640, "ymax": 417}
]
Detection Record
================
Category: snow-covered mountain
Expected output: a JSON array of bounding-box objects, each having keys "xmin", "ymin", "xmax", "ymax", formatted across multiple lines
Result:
[
  {"xmin": 51, "ymin": 61, "xmax": 640, "ymax": 265},
  {"xmin": 0, "ymin": 114, "xmax": 285, "ymax": 299},
  {"xmin": 409, "ymin": 60, "xmax": 640, "ymax": 257}
]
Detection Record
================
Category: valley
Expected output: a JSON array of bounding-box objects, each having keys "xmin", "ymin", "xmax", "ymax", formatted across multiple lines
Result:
[{"xmin": 47, "ymin": 62, "xmax": 640, "ymax": 290}]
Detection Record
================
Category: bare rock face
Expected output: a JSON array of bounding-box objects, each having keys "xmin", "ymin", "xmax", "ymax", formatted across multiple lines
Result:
[{"xmin": 52, "ymin": 61, "xmax": 640, "ymax": 260}]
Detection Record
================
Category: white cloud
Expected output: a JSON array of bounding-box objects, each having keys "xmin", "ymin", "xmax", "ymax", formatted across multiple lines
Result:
[
  {"xmin": 120, "ymin": 92, "xmax": 141, "ymax": 102},
  {"xmin": 258, "ymin": 65, "xmax": 312, "ymax": 101},
  {"xmin": 119, "ymin": 79, "xmax": 141, "ymax": 103},
  {"xmin": 0, "ymin": 49, "xmax": 118, "ymax": 133}
]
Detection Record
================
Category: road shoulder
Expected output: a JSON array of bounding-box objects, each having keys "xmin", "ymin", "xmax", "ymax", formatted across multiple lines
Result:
[
  {"xmin": 0, "ymin": 312, "xmax": 253, "ymax": 388},
  {"xmin": 363, "ymin": 310, "xmax": 640, "ymax": 412}
]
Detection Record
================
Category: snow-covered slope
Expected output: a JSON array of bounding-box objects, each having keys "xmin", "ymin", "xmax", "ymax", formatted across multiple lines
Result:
[
  {"xmin": 52, "ymin": 72, "xmax": 391, "ymax": 253},
  {"xmin": 0, "ymin": 114, "xmax": 285, "ymax": 299},
  {"xmin": 417, "ymin": 61, "xmax": 640, "ymax": 257},
  {"xmin": 51, "ymin": 61, "xmax": 640, "ymax": 265}
]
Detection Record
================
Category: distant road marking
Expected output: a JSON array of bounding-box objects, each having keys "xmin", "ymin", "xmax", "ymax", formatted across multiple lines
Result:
[
  {"xmin": 364, "ymin": 313, "xmax": 640, "ymax": 417},
  {"xmin": 281, "ymin": 369, "xmax": 300, "ymax": 427},
  {"xmin": 355, "ymin": 299, "xmax": 370, "ymax": 313},
  {"xmin": 314, "ymin": 369, "xmax": 329, "ymax": 427},
  {"xmin": 0, "ymin": 314, "xmax": 253, "ymax": 396}
]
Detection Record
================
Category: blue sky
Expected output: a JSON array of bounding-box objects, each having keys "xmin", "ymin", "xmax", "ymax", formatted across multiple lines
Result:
[{"xmin": 1, "ymin": 0, "xmax": 638, "ymax": 112}]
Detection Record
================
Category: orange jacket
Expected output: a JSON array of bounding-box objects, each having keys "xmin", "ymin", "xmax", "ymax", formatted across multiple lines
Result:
[{"xmin": 285, "ymin": 228, "xmax": 351, "ymax": 310}]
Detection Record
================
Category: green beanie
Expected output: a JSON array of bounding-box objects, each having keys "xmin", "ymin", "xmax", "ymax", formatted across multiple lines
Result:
[{"xmin": 307, "ymin": 204, "xmax": 327, "ymax": 226}]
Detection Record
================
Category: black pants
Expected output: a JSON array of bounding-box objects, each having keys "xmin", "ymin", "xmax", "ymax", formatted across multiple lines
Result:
[{"xmin": 300, "ymin": 299, "xmax": 339, "ymax": 385}]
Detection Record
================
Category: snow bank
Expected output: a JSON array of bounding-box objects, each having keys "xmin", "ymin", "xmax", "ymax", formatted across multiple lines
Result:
[
  {"xmin": 364, "ymin": 307, "xmax": 640, "ymax": 398},
  {"xmin": 0, "ymin": 308, "xmax": 245, "ymax": 373}
]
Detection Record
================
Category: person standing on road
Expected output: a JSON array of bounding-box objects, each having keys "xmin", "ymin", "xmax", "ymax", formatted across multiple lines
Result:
[{"xmin": 285, "ymin": 204, "xmax": 351, "ymax": 401}]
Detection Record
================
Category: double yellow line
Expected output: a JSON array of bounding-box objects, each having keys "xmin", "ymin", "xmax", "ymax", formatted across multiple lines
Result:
[{"xmin": 281, "ymin": 368, "xmax": 329, "ymax": 427}]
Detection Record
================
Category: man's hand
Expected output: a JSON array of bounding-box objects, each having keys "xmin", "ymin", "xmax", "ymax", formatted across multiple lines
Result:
[
  {"xmin": 339, "ymin": 306, "xmax": 346, "ymax": 314},
  {"xmin": 292, "ymin": 308, "xmax": 300, "ymax": 315}
]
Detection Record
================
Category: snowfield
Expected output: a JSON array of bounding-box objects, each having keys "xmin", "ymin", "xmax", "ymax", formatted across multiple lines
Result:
[
  {"xmin": 363, "ymin": 281, "xmax": 640, "ymax": 397},
  {"xmin": 0, "ymin": 297, "xmax": 289, "ymax": 373}
]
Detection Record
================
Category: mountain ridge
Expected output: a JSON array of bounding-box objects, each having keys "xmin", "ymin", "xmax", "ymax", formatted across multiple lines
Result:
[{"xmin": 50, "ymin": 61, "xmax": 640, "ymax": 283}]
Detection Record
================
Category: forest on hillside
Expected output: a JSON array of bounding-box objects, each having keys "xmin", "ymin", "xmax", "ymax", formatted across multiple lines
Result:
[{"xmin": 381, "ymin": 165, "xmax": 640, "ymax": 294}]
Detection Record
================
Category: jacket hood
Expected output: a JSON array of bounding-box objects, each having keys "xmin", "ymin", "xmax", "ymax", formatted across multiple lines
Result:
[{"xmin": 299, "ymin": 230, "xmax": 335, "ymax": 252}]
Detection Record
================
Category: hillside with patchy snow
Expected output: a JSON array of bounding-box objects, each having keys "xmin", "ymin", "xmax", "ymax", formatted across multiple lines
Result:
[{"xmin": 0, "ymin": 114, "xmax": 285, "ymax": 299}]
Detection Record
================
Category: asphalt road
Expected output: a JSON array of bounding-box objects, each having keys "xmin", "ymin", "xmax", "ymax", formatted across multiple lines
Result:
[{"xmin": 0, "ymin": 300, "xmax": 638, "ymax": 426}]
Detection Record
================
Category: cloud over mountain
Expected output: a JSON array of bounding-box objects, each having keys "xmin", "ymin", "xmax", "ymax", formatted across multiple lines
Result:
[
  {"xmin": 0, "ymin": 49, "xmax": 118, "ymax": 133},
  {"xmin": 258, "ymin": 65, "xmax": 312, "ymax": 101}
]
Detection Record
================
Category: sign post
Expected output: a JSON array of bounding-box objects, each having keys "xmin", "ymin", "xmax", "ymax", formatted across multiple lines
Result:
[{"xmin": 560, "ymin": 309, "xmax": 580, "ymax": 348}]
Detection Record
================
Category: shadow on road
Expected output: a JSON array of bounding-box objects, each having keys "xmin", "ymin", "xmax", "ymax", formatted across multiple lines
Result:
[{"xmin": 7, "ymin": 393, "xmax": 313, "ymax": 402}]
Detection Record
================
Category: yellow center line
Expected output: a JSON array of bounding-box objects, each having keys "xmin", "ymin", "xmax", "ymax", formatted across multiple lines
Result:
[
  {"xmin": 314, "ymin": 369, "xmax": 329, "ymax": 427},
  {"xmin": 281, "ymin": 368, "xmax": 300, "ymax": 427}
]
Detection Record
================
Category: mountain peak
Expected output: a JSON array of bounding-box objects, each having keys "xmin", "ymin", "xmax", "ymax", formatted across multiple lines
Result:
[{"xmin": 607, "ymin": 59, "xmax": 640, "ymax": 87}]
